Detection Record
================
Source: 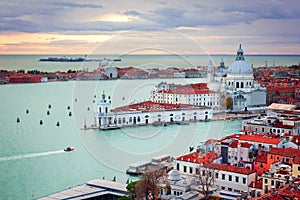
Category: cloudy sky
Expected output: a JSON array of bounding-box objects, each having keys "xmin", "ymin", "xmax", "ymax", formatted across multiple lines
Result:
[{"xmin": 0, "ymin": 0, "xmax": 299, "ymax": 54}]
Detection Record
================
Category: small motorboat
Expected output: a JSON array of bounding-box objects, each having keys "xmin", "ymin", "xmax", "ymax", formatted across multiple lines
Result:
[{"xmin": 64, "ymin": 147, "xmax": 74, "ymax": 152}]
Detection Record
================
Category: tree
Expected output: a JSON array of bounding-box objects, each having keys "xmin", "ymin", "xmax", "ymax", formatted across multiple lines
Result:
[
  {"xmin": 118, "ymin": 196, "xmax": 131, "ymax": 200},
  {"xmin": 126, "ymin": 180, "xmax": 138, "ymax": 199},
  {"xmin": 194, "ymin": 164, "xmax": 218, "ymax": 199},
  {"xmin": 135, "ymin": 168, "xmax": 166, "ymax": 200},
  {"xmin": 226, "ymin": 97, "xmax": 233, "ymax": 109}
]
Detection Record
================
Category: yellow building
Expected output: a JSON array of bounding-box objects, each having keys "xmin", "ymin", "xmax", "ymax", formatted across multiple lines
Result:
[
  {"xmin": 262, "ymin": 163, "xmax": 291, "ymax": 194},
  {"xmin": 292, "ymin": 158, "xmax": 300, "ymax": 178}
]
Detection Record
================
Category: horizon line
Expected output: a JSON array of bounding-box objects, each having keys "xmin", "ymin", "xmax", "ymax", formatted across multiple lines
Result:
[{"xmin": 1, "ymin": 53, "xmax": 300, "ymax": 56}]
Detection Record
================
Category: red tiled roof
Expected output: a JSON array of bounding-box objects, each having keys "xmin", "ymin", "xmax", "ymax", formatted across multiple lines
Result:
[
  {"xmin": 283, "ymin": 117, "xmax": 300, "ymax": 121},
  {"xmin": 176, "ymin": 152, "xmax": 218, "ymax": 164},
  {"xmin": 204, "ymin": 139, "xmax": 220, "ymax": 146},
  {"xmin": 160, "ymin": 88, "xmax": 216, "ymax": 95},
  {"xmin": 204, "ymin": 163, "xmax": 255, "ymax": 175},
  {"xmin": 227, "ymin": 134, "xmax": 281, "ymax": 145},
  {"xmin": 272, "ymin": 122, "xmax": 294, "ymax": 129},
  {"xmin": 241, "ymin": 142, "xmax": 252, "ymax": 148},
  {"xmin": 111, "ymin": 101, "xmax": 209, "ymax": 112},
  {"xmin": 229, "ymin": 140, "xmax": 238, "ymax": 148},
  {"xmin": 269, "ymin": 147, "xmax": 300, "ymax": 158},
  {"xmin": 254, "ymin": 152, "xmax": 267, "ymax": 163},
  {"xmin": 249, "ymin": 178, "xmax": 263, "ymax": 189}
]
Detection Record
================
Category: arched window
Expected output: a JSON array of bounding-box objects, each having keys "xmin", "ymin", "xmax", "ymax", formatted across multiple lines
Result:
[{"xmin": 137, "ymin": 116, "xmax": 141, "ymax": 122}]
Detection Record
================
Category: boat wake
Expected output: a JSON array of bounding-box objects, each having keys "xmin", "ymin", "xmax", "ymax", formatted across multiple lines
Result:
[{"xmin": 0, "ymin": 150, "xmax": 65, "ymax": 162}]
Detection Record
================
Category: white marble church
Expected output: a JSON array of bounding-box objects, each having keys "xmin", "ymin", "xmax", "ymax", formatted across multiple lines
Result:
[
  {"xmin": 212, "ymin": 44, "xmax": 266, "ymax": 111},
  {"xmin": 94, "ymin": 93, "xmax": 212, "ymax": 129}
]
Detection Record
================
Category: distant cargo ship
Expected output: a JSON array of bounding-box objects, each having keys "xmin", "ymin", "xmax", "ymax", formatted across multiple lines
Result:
[{"xmin": 39, "ymin": 57, "xmax": 121, "ymax": 62}]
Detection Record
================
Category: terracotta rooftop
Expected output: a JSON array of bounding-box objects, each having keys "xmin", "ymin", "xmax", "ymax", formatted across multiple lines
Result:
[
  {"xmin": 204, "ymin": 163, "xmax": 255, "ymax": 175},
  {"xmin": 269, "ymin": 147, "xmax": 300, "ymax": 158},
  {"xmin": 111, "ymin": 101, "xmax": 209, "ymax": 113},
  {"xmin": 272, "ymin": 122, "xmax": 294, "ymax": 129},
  {"xmin": 240, "ymin": 142, "xmax": 253, "ymax": 148},
  {"xmin": 251, "ymin": 183, "xmax": 300, "ymax": 200},
  {"xmin": 249, "ymin": 178, "xmax": 263, "ymax": 189},
  {"xmin": 158, "ymin": 88, "xmax": 216, "ymax": 95},
  {"xmin": 226, "ymin": 134, "xmax": 281, "ymax": 145},
  {"xmin": 176, "ymin": 152, "xmax": 218, "ymax": 164},
  {"xmin": 204, "ymin": 139, "xmax": 221, "ymax": 146},
  {"xmin": 229, "ymin": 140, "xmax": 238, "ymax": 148},
  {"xmin": 254, "ymin": 152, "xmax": 268, "ymax": 163}
]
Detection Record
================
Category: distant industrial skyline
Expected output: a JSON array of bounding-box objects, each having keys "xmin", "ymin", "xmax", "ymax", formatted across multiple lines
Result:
[{"xmin": 0, "ymin": 0, "xmax": 300, "ymax": 55}]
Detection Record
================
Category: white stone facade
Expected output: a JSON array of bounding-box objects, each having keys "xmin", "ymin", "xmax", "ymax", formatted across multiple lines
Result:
[
  {"xmin": 223, "ymin": 45, "xmax": 266, "ymax": 111},
  {"xmin": 151, "ymin": 82, "xmax": 220, "ymax": 110},
  {"xmin": 95, "ymin": 95, "xmax": 212, "ymax": 128}
]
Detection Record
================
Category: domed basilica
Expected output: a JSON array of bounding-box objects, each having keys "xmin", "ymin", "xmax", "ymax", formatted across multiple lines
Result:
[{"xmin": 211, "ymin": 44, "xmax": 266, "ymax": 111}]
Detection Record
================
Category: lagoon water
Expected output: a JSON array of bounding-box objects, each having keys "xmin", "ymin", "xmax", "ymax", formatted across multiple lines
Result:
[{"xmin": 0, "ymin": 54, "xmax": 299, "ymax": 199}]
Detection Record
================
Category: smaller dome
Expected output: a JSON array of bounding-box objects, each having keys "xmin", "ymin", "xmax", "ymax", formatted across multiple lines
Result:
[{"xmin": 168, "ymin": 169, "xmax": 181, "ymax": 181}]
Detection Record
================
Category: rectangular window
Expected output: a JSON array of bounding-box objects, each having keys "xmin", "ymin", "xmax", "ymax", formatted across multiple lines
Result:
[
  {"xmin": 222, "ymin": 174, "xmax": 225, "ymax": 180},
  {"xmin": 183, "ymin": 166, "xmax": 187, "ymax": 173},
  {"xmin": 221, "ymin": 186, "xmax": 225, "ymax": 190},
  {"xmin": 243, "ymin": 178, "xmax": 246, "ymax": 184},
  {"xmin": 215, "ymin": 173, "xmax": 219, "ymax": 179},
  {"xmin": 298, "ymin": 166, "xmax": 300, "ymax": 171},
  {"xmin": 235, "ymin": 176, "xmax": 239, "ymax": 183},
  {"xmin": 228, "ymin": 188, "xmax": 232, "ymax": 191},
  {"xmin": 229, "ymin": 175, "xmax": 232, "ymax": 181},
  {"xmin": 264, "ymin": 179, "xmax": 268, "ymax": 184},
  {"xmin": 189, "ymin": 167, "xmax": 193, "ymax": 174},
  {"xmin": 176, "ymin": 163, "xmax": 179, "ymax": 171}
]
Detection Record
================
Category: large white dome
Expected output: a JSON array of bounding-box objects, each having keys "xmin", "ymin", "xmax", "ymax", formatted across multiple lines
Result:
[
  {"xmin": 227, "ymin": 44, "xmax": 253, "ymax": 75},
  {"xmin": 228, "ymin": 60, "xmax": 252, "ymax": 75}
]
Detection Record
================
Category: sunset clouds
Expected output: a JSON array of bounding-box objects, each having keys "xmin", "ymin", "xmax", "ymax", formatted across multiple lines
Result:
[{"xmin": 1, "ymin": 0, "xmax": 299, "ymax": 54}]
